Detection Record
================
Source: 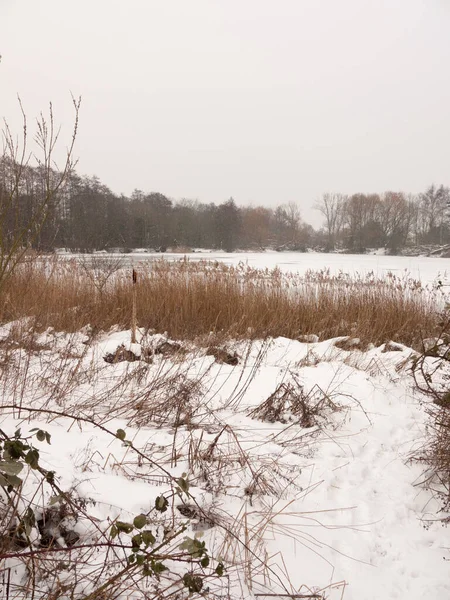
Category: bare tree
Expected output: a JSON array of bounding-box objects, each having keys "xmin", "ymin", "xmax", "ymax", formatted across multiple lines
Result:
[
  {"xmin": 285, "ymin": 201, "xmax": 302, "ymax": 236},
  {"xmin": 0, "ymin": 96, "xmax": 80, "ymax": 290},
  {"xmin": 378, "ymin": 192, "xmax": 411, "ymax": 250},
  {"xmin": 314, "ymin": 193, "xmax": 345, "ymax": 250},
  {"xmin": 418, "ymin": 184, "xmax": 450, "ymax": 244},
  {"xmin": 240, "ymin": 206, "xmax": 273, "ymax": 249}
]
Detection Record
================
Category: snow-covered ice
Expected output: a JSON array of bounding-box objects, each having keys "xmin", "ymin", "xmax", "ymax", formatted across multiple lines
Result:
[{"xmin": 74, "ymin": 251, "xmax": 450, "ymax": 286}]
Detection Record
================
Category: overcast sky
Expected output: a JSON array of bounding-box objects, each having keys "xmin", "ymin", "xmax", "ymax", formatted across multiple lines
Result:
[{"xmin": 1, "ymin": 0, "xmax": 449, "ymax": 224}]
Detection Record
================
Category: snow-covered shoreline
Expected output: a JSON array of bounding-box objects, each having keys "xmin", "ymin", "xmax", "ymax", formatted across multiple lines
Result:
[{"xmin": 0, "ymin": 326, "xmax": 448, "ymax": 599}]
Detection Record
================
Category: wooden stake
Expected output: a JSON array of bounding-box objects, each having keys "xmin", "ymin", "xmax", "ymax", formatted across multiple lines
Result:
[{"xmin": 131, "ymin": 269, "xmax": 137, "ymax": 344}]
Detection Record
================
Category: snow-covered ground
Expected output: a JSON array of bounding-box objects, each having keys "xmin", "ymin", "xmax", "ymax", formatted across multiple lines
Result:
[
  {"xmin": 0, "ymin": 325, "xmax": 448, "ymax": 599},
  {"xmin": 73, "ymin": 251, "xmax": 450, "ymax": 286}
]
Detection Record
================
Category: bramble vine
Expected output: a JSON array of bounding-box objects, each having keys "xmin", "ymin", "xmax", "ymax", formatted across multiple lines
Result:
[{"xmin": 0, "ymin": 421, "xmax": 225, "ymax": 599}]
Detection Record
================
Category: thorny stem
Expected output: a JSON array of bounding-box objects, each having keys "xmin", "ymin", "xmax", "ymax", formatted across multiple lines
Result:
[{"xmin": 1, "ymin": 403, "xmax": 295, "ymax": 596}]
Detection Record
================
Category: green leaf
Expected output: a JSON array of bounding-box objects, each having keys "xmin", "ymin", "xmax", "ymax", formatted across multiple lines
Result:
[
  {"xmin": 179, "ymin": 537, "xmax": 195, "ymax": 552},
  {"xmin": 183, "ymin": 573, "xmax": 203, "ymax": 593},
  {"xmin": 133, "ymin": 514, "xmax": 147, "ymax": 529},
  {"xmin": 177, "ymin": 477, "xmax": 189, "ymax": 494},
  {"xmin": 23, "ymin": 508, "xmax": 36, "ymax": 535},
  {"xmin": 141, "ymin": 530, "xmax": 156, "ymax": 546},
  {"xmin": 49, "ymin": 494, "xmax": 63, "ymax": 505},
  {"xmin": 36, "ymin": 430, "xmax": 46, "ymax": 442},
  {"xmin": 110, "ymin": 525, "xmax": 118, "ymax": 539},
  {"xmin": 0, "ymin": 473, "xmax": 22, "ymax": 488},
  {"xmin": 136, "ymin": 554, "xmax": 145, "ymax": 566},
  {"xmin": 25, "ymin": 449, "xmax": 39, "ymax": 469},
  {"xmin": 116, "ymin": 429, "xmax": 126, "ymax": 441},
  {"xmin": 116, "ymin": 521, "xmax": 134, "ymax": 534},
  {"xmin": 24, "ymin": 507, "xmax": 35, "ymax": 525},
  {"xmin": 215, "ymin": 562, "xmax": 225, "ymax": 577},
  {"xmin": 45, "ymin": 432, "xmax": 51, "ymax": 445},
  {"xmin": 179, "ymin": 536, "xmax": 206, "ymax": 558},
  {"xmin": 200, "ymin": 556, "xmax": 210, "ymax": 568},
  {"xmin": 0, "ymin": 460, "xmax": 24, "ymax": 476},
  {"xmin": 154, "ymin": 495, "xmax": 168, "ymax": 513},
  {"xmin": 131, "ymin": 533, "xmax": 142, "ymax": 550},
  {"xmin": 4, "ymin": 440, "xmax": 27, "ymax": 460},
  {"xmin": 150, "ymin": 561, "xmax": 167, "ymax": 575}
]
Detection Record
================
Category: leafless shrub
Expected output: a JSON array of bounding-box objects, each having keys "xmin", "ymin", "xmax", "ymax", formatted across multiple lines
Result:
[
  {"xmin": 0, "ymin": 97, "xmax": 80, "ymax": 294},
  {"xmin": 127, "ymin": 373, "xmax": 204, "ymax": 429},
  {"xmin": 79, "ymin": 254, "xmax": 125, "ymax": 298},
  {"xmin": 249, "ymin": 380, "xmax": 338, "ymax": 429},
  {"xmin": 412, "ymin": 324, "xmax": 450, "ymax": 510}
]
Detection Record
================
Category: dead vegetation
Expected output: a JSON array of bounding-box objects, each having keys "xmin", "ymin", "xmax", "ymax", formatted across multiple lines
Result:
[
  {"xmin": 206, "ymin": 346, "xmax": 239, "ymax": 365},
  {"xmin": 333, "ymin": 337, "xmax": 367, "ymax": 352},
  {"xmin": 104, "ymin": 344, "xmax": 142, "ymax": 363},
  {"xmin": 0, "ymin": 325, "xmax": 336, "ymax": 599},
  {"xmin": 412, "ymin": 329, "xmax": 450, "ymax": 512},
  {"xmin": 0, "ymin": 256, "xmax": 447, "ymax": 598},
  {"xmin": 248, "ymin": 380, "xmax": 338, "ymax": 428},
  {"xmin": 0, "ymin": 256, "xmax": 443, "ymax": 349}
]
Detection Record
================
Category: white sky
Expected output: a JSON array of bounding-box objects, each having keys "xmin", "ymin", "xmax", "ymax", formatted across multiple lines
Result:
[{"xmin": 1, "ymin": 0, "xmax": 449, "ymax": 225}]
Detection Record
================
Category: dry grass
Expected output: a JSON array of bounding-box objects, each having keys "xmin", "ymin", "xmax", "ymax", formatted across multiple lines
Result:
[
  {"xmin": 426, "ymin": 405, "xmax": 450, "ymax": 509},
  {"xmin": 248, "ymin": 380, "xmax": 338, "ymax": 428},
  {"xmin": 412, "ymin": 399, "xmax": 450, "ymax": 523},
  {"xmin": 0, "ymin": 256, "xmax": 442, "ymax": 348},
  {"xmin": 412, "ymin": 334, "xmax": 450, "ymax": 512},
  {"xmin": 0, "ymin": 328, "xmax": 328, "ymax": 599}
]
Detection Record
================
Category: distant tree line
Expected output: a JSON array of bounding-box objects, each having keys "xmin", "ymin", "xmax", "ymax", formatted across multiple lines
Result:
[
  {"xmin": 0, "ymin": 157, "xmax": 448, "ymax": 253},
  {"xmin": 0, "ymin": 163, "xmax": 313, "ymax": 252},
  {"xmin": 315, "ymin": 186, "xmax": 450, "ymax": 252}
]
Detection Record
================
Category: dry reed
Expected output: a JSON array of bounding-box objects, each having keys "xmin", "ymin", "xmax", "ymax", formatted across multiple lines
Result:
[{"xmin": 0, "ymin": 256, "xmax": 442, "ymax": 348}]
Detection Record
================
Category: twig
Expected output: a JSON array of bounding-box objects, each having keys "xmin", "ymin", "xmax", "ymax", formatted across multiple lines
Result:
[{"xmin": 254, "ymin": 595, "xmax": 322, "ymax": 599}]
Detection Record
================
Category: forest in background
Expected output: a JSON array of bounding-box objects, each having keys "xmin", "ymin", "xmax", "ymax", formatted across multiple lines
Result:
[{"xmin": 1, "ymin": 157, "xmax": 449, "ymax": 253}]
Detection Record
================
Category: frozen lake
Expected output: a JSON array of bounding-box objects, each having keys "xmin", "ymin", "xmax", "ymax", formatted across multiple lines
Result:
[{"xmin": 75, "ymin": 251, "xmax": 450, "ymax": 287}]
